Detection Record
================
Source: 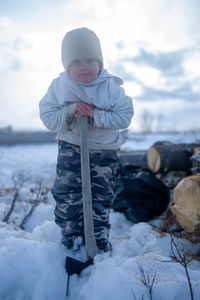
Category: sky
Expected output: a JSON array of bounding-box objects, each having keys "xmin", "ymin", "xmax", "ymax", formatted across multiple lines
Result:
[{"xmin": 0, "ymin": 0, "xmax": 200, "ymax": 132}]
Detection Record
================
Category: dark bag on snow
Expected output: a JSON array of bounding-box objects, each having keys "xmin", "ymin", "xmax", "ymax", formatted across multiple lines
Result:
[{"xmin": 112, "ymin": 169, "xmax": 170, "ymax": 223}]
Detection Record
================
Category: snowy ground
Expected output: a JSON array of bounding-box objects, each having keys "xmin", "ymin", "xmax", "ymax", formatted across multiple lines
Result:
[{"xmin": 0, "ymin": 132, "xmax": 200, "ymax": 300}]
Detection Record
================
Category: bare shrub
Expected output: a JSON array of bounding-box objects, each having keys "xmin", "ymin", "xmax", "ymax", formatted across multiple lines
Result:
[
  {"xmin": 169, "ymin": 235, "xmax": 194, "ymax": 300},
  {"xmin": 2, "ymin": 170, "xmax": 29, "ymax": 223},
  {"xmin": 19, "ymin": 178, "xmax": 49, "ymax": 229},
  {"xmin": 137, "ymin": 263, "xmax": 156, "ymax": 300},
  {"xmin": 1, "ymin": 171, "xmax": 50, "ymax": 229}
]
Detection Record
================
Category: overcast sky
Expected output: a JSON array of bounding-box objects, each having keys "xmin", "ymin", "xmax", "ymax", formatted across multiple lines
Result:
[{"xmin": 0, "ymin": 0, "xmax": 200, "ymax": 132}]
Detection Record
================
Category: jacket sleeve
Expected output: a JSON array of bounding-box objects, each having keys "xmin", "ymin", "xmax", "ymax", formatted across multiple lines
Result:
[
  {"xmin": 39, "ymin": 80, "xmax": 76, "ymax": 131},
  {"xmin": 93, "ymin": 81, "xmax": 133, "ymax": 130}
]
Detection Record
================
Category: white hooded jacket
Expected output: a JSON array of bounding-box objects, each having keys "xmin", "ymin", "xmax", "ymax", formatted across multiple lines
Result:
[{"xmin": 39, "ymin": 69, "xmax": 133, "ymax": 150}]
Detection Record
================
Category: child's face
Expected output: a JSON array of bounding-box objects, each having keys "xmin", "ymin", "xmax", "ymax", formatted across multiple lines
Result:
[{"xmin": 68, "ymin": 58, "xmax": 100, "ymax": 84}]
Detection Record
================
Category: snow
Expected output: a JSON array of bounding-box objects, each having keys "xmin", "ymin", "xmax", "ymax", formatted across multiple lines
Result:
[{"xmin": 0, "ymin": 132, "xmax": 200, "ymax": 300}]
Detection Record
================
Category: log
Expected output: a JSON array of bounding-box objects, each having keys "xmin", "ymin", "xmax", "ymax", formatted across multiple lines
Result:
[
  {"xmin": 171, "ymin": 175, "xmax": 200, "ymax": 233},
  {"xmin": 147, "ymin": 141, "xmax": 200, "ymax": 174},
  {"xmin": 118, "ymin": 150, "xmax": 148, "ymax": 170},
  {"xmin": 157, "ymin": 170, "xmax": 189, "ymax": 190},
  {"xmin": 191, "ymin": 149, "xmax": 200, "ymax": 175}
]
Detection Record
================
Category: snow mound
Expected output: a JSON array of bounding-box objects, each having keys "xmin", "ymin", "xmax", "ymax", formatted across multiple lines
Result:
[{"xmin": 0, "ymin": 214, "xmax": 200, "ymax": 300}]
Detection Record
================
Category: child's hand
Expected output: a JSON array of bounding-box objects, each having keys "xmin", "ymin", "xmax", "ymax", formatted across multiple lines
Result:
[{"xmin": 74, "ymin": 101, "xmax": 94, "ymax": 118}]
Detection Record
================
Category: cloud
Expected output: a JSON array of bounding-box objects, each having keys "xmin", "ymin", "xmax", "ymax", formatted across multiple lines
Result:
[
  {"xmin": 129, "ymin": 48, "xmax": 186, "ymax": 77},
  {"xmin": 109, "ymin": 43, "xmax": 200, "ymax": 103},
  {"xmin": 0, "ymin": 39, "xmax": 31, "ymax": 72},
  {"xmin": 0, "ymin": 17, "xmax": 31, "ymax": 71},
  {"xmin": 109, "ymin": 63, "xmax": 136, "ymax": 82},
  {"xmin": 12, "ymin": 37, "xmax": 32, "ymax": 50},
  {"xmin": 137, "ymin": 82, "xmax": 200, "ymax": 102}
]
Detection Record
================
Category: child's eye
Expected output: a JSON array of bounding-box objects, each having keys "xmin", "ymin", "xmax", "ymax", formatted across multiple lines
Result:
[
  {"xmin": 72, "ymin": 59, "xmax": 81, "ymax": 65},
  {"xmin": 87, "ymin": 58, "xmax": 97, "ymax": 64}
]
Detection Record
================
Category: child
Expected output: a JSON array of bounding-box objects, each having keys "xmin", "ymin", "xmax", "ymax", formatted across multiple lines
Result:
[{"xmin": 39, "ymin": 27, "xmax": 133, "ymax": 252}]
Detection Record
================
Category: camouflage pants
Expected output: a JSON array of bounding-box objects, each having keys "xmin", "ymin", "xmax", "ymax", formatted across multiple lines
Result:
[{"xmin": 51, "ymin": 140, "xmax": 119, "ymax": 243}]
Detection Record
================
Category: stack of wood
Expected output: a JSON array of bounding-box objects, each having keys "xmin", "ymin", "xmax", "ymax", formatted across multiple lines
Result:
[
  {"xmin": 119, "ymin": 141, "xmax": 200, "ymax": 241},
  {"xmin": 147, "ymin": 141, "xmax": 200, "ymax": 241},
  {"xmin": 120, "ymin": 141, "xmax": 199, "ymax": 187}
]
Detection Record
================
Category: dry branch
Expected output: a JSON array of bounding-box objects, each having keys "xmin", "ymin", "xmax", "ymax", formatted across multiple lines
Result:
[
  {"xmin": 19, "ymin": 179, "xmax": 49, "ymax": 229},
  {"xmin": 137, "ymin": 263, "xmax": 156, "ymax": 300},
  {"xmin": 169, "ymin": 235, "xmax": 194, "ymax": 300},
  {"xmin": 2, "ymin": 170, "xmax": 29, "ymax": 223},
  {"xmin": 2, "ymin": 191, "xmax": 19, "ymax": 223}
]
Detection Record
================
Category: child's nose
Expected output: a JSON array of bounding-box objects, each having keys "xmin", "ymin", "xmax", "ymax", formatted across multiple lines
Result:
[{"xmin": 80, "ymin": 60, "xmax": 89, "ymax": 68}]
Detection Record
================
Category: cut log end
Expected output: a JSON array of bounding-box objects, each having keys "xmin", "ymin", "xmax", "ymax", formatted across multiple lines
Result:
[
  {"xmin": 147, "ymin": 147, "xmax": 161, "ymax": 173},
  {"xmin": 171, "ymin": 175, "xmax": 200, "ymax": 233}
]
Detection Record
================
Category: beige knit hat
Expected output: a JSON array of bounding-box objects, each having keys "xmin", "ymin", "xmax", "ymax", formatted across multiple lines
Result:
[{"xmin": 61, "ymin": 27, "xmax": 103, "ymax": 70}]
